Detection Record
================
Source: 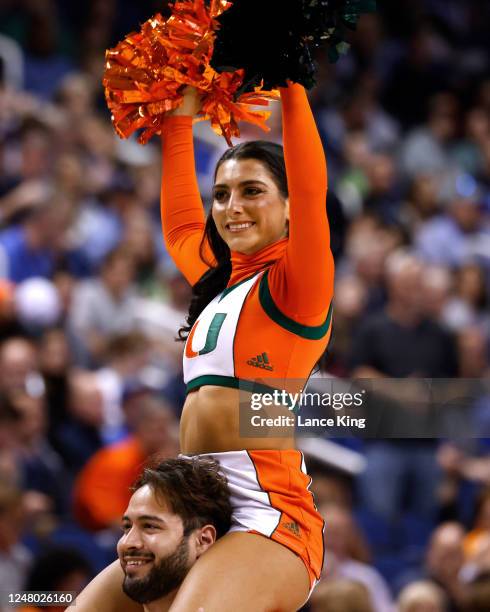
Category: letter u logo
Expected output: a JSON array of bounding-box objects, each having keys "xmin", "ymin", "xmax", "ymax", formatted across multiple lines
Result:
[{"xmin": 185, "ymin": 313, "xmax": 227, "ymax": 358}]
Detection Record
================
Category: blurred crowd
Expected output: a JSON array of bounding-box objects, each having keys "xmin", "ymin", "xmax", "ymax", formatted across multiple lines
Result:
[{"xmin": 0, "ymin": 0, "xmax": 490, "ymax": 610}]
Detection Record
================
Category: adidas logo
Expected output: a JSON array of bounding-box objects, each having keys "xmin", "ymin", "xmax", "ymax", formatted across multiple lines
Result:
[
  {"xmin": 283, "ymin": 521, "xmax": 300, "ymax": 536},
  {"xmin": 247, "ymin": 352, "xmax": 274, "ymax": 371}
]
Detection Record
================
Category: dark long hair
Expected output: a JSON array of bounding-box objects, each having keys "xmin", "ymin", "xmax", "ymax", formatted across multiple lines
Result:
[{"xmin": 178, "ymin": 140, "xmax": 288, "ymax": 340}]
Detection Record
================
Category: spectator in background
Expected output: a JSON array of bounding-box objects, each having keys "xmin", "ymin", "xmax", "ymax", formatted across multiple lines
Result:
[
  {"xmin": 10, "ymin": 122, "xmax": 54, "ymax": 185},
  {"xmin": 448, "ymin": 263, "xmax": 490, "ymax": 334},
  {"xmin": 382, "ymin": 25, "xmax": 453, "ymax": 130},
  {"xmin": 399, "ymin": 92, "xmax": 459, "ymax": 179},
  {"xmin": 8, "ymin": 389, "xmax": 67, "ymax": 516},
  {"xmin": 309, "ymin": 578, "xmax": 374, "ymax": 612},
  {"xmin": 19, "ymin": 547, "xmax": 92, "ymax": 612},
  {"xmin": 94, "ymin": 331, "xmax": 152, "ymax": 443},
  {"xmin": 19, "ymin": 0, "xmax": 75, "ymax": 100},
  {"xmin": 53, "ymin": 150, "xmax": 85, "ymax": 204},
  {"xmin": 319, "ymin": 85, "xmax": 399, "ymax": 171},
  {"xmin": 457, "ymin": 326, "xmax": 489, "ymax": 378},
  {"xmin": 324, "ymin": 274, "xmax": 367, "ymax": 377},
  {"xmin": 71, "ymin": 116, "xmax": 118, "ymax": 200},
  {"xmin": 308, "ymin": 463, "xmax": 354, "ymax": 510},
  {"xmin": 122, "ymin": 207, "xmax": 159, "ymax": 292},
  {"xmin": 0, "ymin": 337, "xmax": 42, "ymax": 396},
  {"xmin": 419, "ymin": 263, "xmax": 490, "ymax": 350},
  {"xmin": 56, "ymin": 370, "xmax": 103, "ymax": 475},
  {"xmin": 452, "ymin": 107, "xmax": 489, "ymax": 178},
  {"xmin": 349, "ymin": 250, "xmax": 457, "ymax": 521},
  {"xmin": 38, "ymin": 328, "xmax": 71, "ymax": 446},
  {"xmin": 341, "ymin": 216, "xmax": 393, "ymax": 314},
  {"xmin": 397, "ymin": 580, "xmax": 447, "ymax": 612},
  {"xmin": 134, "ymin": 263, "xmax": 192, "ymax": 377},
  {"xmin": 68, "ymin": 247, "xmax": 138, "ymax": 366},
  {"xmin": 335, "ymin": 131, "xmax": 371, "ymax": 219},
  {"xmin": 420, "ymin": 265, "xmax": 454, "ymax": 326},
  {"xmin": 401, "ymin": 173, "xmax": 441, "ymax": 232},
  {"xmin": 0, "ymin": 198, "xmax": 57, "ymax": 282},
  {"xmin": 0, "ymin": 480, "xmax": 32, "ymax": 595},
  {"xmin": 345, "ymin": 216, "xmax": 406, "ymax": 302},
  {"xmin": 415, "ymin": 181, "xmax": 490, "ymax": 269},
  {"xmin": 119, "ymin": 383, "xmax": 154, "ymax": 433},
  {"xmin": 0, "ymin": 191, "xmax": 85, "ymax": 282},
  {"xmin": 52, "ymin": 265, "xmax": 78, "ymax": 323},
  {"xmin": 55, "ymin": 72, "xmax": 96, "ymax": 126},
  {"xmin": 363, "ymin": 153, "xmax": 402, "ymax": 225},
  {"xmin": 425, "ymin": 522, "xmax": 467, "ymax": 611},
  {"xmin": 418, "ymin": 264, "xmax": 489, "ymax": 342},
  {"xmin": 73, "ymin": 396, "xmax": 178, "ymax": 532},
  {"xmin": 38, "ymin": 329, "xmax": 104, "ymax": 478},
  {"xmin": 321, "ymin": 503, "xmax": 394, "ymax": 612},
  {"xmin": 73, "ymin": 175, "xmax": 137, "ymax": 269}
]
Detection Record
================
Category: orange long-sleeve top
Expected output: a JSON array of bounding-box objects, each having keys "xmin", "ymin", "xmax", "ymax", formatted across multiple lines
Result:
[
  {"xmin": 72, "ymin": 437, "xmax": 146, "ymax": 531},
  {"xmin": 160, "ymin": 83, "xmax": 334, "ymax": 328}
]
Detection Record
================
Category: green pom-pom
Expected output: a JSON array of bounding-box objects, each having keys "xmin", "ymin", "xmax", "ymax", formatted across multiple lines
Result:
[{"xmin": 211, "ymin": 0, "xmax": 378, "ymax": 89}]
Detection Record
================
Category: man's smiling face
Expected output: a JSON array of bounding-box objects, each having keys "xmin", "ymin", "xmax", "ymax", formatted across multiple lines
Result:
[{"xmin": 117, "ymin": 485, "xmax": 193, "ymax": 604}]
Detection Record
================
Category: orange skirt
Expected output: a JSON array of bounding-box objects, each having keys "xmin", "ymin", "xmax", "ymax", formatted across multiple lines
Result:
[{"xmin": 198, "ymin": 449, "xmax": 325, "ymax": 589}]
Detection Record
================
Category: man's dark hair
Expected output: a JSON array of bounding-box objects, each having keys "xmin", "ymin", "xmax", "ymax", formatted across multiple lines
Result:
[
  {"xmin": 132, "ymin": 456, "xmax": 232, "ymax": 539},
  {"xmin": 24, "ymin": 547, "xmax": 93, "ymax": 591}
]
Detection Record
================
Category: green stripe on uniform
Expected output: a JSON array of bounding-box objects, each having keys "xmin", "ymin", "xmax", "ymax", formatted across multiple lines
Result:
[
  {"xmin": 219, "ymin": 273, "xmax": 258, "ymax": 302},
  {"xmin": 258, "ymin": 270, "xmax": 333, "ymax": 339},
  {"xmin": 186, "ymin": 375, "xmax": 290, "ymax": 399}
]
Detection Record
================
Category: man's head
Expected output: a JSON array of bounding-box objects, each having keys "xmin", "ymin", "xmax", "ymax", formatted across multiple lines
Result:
[
  {"xmin": 397, "ymin": 580, "xmax": 447, "ymax": 612},
  {"xmin": 0, "ymin": 337, "xmax": 38, "ymax": 393},
  {"xmin": 100, "ymin": 248, "xmax": 136, "ymax": 298},
  {"xmin": 426, "ymin": 522, "xmax": 465, "ymax": 584},
  {"xmin": 117, "ymin": 456, "xmax": 232, "ymax": 605},
  {"xmin": 132, "ymin": 396, "xmax": 178, "ymax": 458},
  {"xmin": 385, "ymin": 249, "xmax": 424, "ymax": 314}
]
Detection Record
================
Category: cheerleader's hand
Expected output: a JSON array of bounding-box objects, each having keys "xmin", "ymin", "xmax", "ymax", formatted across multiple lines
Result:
[{"xmin": 170, "ymin": 86, "xmax": 202, "ymax": 117}]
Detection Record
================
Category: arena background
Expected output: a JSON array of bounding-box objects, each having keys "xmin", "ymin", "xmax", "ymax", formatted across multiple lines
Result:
[{"xmin": 0, "ymin": 0, "xmax": 489, "ymax": 610}]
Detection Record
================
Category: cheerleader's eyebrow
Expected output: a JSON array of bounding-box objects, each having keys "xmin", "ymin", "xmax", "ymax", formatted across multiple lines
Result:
[{"xmin": 214, "ymin": 180, "xmax": 268, "ymax": 189}]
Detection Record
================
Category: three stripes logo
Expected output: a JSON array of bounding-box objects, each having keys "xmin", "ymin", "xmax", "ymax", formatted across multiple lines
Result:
[
  {"xmin": 247, "ymin": 352, "xmax": 274, "ymax": 371},
  {"xmin": 283, "ymin": 521, "xmax": 300, "ymax": 536}
]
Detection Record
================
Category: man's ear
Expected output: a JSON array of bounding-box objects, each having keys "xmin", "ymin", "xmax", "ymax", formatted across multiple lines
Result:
[
  {"xmin": 195, "ymin": 524, "xmax": 216, "ymax": 557},
  {"xmin": 285, "ymin": 197, "xmax": 290, "ymax": 222}
]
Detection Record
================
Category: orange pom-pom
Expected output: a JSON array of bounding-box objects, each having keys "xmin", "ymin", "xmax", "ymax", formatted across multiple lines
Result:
[{"xmin": 103, "ymin": 0, "xmax": 279, "ymax": 145}]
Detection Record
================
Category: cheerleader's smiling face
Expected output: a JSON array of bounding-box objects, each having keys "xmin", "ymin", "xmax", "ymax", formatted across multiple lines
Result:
[{"xmin": 212, "ymin": 158, "xmax": 289, "ymax": 255}]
